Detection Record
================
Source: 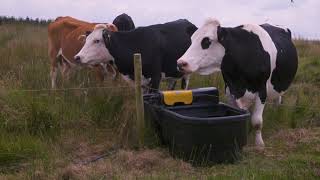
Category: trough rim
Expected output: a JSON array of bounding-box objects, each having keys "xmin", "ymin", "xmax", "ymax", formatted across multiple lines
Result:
[{"xmin": 147, "ymin": 102, "xmax": 251, "ymax": 125}]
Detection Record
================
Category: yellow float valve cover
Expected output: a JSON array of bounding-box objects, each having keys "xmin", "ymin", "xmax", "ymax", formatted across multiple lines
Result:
[{"xmin": 162, "ymin": 90, "xmax": 193, "ymax": 106}]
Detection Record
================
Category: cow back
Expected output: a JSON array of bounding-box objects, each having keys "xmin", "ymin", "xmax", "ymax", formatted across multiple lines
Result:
[{"xmin": 260, "ymin": 24, "xmax": 298, "ymax": 92}]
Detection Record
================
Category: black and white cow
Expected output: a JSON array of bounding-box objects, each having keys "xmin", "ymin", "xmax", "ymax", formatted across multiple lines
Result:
[
  {"xmin": 75, "ymin": 19, "xmax": 197, "ymax": 90},
  {"xmin": 177, "ymin": 18, "xmax": 298, "ymax": 147}
]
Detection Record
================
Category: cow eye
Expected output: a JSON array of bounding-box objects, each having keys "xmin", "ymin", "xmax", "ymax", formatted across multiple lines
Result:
[
  {"xmin": 94, "ymin": 39, "xmax": 100, "ymax": 43},
  {"xmin": 201, "ymin": 37, "xmax": 211, "ymax": 49}
]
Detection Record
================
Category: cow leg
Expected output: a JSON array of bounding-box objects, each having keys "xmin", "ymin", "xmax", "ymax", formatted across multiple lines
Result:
[
  {"xmin": 150, "ymin": 73, "xmax": 161, "ymax": 93},
  {"xmin": 143, "ymin": 82, "xmax": 151, "ymax": 94},
  {"xmin": 251, "ymin": 97, "xmax": 265, "ymax": 147},
  {"xmin": 61, "ymin": 60, "xmax": 71, "ymax": 85},
  {"xmin": 50, "ymin": 63, "xmax": 58, "ymax": 89},
  {"xmin": 181, "ymin": 74, "xmax": 190, "ymax": 90},
  {"xmin": 234, "ymin": 91, "xmax": 264, "ymax": 147},
  {"xmin": 48, "ymin": 37, "xmax": 60, "ymax": 89},
  {"xmin": 149, "ymin": 58, "xmax": 162, "ymax": 93},
  {"xmin": 101, "ymin": 63, "xmax": 109, "ymax": 80},
  {"xmin": 149, "ymin": 77, "xmax": 160, "ymax": 93},
  {"xmin": 225, "ymin": 86, "xmax": 237, "ymax": 108},
  {"xmin": 49, "ymin": 49, "xmax": 61, "ymax": 89},
  {"xmin": 50, "ymin": 55, "xmax": 63, "ymax": 89},
  {"xmin": 106, "ymin": 63, "xmax": 119, "ymax": 80},
  {"xmin": 167, "ymin": 79, "xmax": 177, "ymax": 90},
  {"xmin": 275, "ymin": 95, "xmax": 282, "ymax": 105}
]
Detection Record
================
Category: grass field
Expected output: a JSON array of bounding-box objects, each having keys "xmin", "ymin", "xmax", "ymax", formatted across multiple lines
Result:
[{"xmin": 0, "ymin": 23, "xmax": 320, "ymax": 179}]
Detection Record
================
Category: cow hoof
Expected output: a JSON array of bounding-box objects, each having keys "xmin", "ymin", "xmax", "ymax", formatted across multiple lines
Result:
[
  {"xmin": 254, "ymin": 145, "xmax": 265, "ymax": 152},
  {"xmin": 255, "ymin": 133, "xmax": 265, "ymax": 148},
  {"xmin": 255, "ymin": 140, "xmax": 265, "ymax": 150}
]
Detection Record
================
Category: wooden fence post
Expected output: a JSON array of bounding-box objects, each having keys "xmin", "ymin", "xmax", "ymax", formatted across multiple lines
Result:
[{"xmin": 134, "ymin": 53, "xmax": 145, "ymax": 147}]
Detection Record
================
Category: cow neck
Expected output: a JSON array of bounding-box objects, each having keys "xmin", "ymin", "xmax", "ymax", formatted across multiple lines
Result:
[{"xmin": 106, "ymin": 31, "xmax": 132, "ymax": 75}]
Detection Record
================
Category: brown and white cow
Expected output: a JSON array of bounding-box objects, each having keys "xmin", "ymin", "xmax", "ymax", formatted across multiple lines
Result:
[{"xmin": 48, "ymin": 16, "xmax": 119, "ymax": 88}]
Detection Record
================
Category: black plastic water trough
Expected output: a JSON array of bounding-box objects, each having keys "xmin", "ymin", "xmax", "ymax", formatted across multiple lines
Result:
[{"xmin": 144, "ymin": 87, "xmax": 250, "ymax": 165}]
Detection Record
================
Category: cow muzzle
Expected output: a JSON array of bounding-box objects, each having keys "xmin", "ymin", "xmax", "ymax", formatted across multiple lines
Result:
[{"xmin": 177, "ymin": 60, "xmax": 192, "ymax": 73}]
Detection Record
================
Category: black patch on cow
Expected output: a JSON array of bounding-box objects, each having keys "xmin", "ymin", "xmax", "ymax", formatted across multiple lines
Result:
[
  {"xmin": 260, "ymin": 24, "xmax": 298, "ymax": 93},
  {"xmin": 218, "ymin": 26, "xmax": 271, "ymax": 103},
  {"xmin": 112, "ymin": 13, "xmax": 135, "ymax": 31},
  {"xmin": 201, "ymin": 37, "xmax": 211, "ymax": 49},
  {"xmin": 104, "ymin": 19, "xmax": 197, "ymax": 90}
]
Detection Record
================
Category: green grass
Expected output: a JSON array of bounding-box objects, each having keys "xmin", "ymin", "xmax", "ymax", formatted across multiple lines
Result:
[
  {"xmin": 0, "ymin": 133, "xmax": 47, "ymax": 172},
  {"xmin": 0, "ymin": 23, "xmax": 320, "ymax": 179}
]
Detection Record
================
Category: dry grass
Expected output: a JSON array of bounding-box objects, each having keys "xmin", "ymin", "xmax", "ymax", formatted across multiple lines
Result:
[{"xmin": 60, "ymin": 149, "xmax": 193, "ymax": 179}]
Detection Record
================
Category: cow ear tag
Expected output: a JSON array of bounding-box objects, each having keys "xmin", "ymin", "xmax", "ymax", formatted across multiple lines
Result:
[
  {"xmin": 162, "ymin": 90, "xmax": 193, "ymax": 106},
  {"xmin": 217, "ymin": 25, "xmax": 226, "ymax": 42},
  {"xmin": 102, "ymin": 29, "xmax": 110, "ymax": 47}
]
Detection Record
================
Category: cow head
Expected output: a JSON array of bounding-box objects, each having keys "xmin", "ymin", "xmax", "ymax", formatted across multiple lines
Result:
[
  {"xmin": 177, "ymin": 18, "xmax": 226, "ymax": 75},
  {"xmin": 74, "ymin": 24, "xmax": 117, "ymax": 65}
]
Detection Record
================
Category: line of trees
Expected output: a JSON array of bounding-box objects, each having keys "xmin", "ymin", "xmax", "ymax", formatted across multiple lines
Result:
[{"xmin": 0, "ymin": 16, "xmax": 53, "ymax": 25}]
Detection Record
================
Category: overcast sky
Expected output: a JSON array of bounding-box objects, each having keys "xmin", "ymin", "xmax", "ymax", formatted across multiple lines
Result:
[{"xmin": 1, "ymin": 0, "xmax": 319, "ymax": 39}]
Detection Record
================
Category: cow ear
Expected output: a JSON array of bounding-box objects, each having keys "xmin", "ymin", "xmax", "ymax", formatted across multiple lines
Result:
[
  {"xmin": 106, "ymin": 23, "xmax": 118, "ymax": 32},
  {"xmin": 78, "ymin": 35, "xmax": 86, "ymax": 42},
  {"xmin": 102, "ymin": 29, "xmax": 111, "ymax": 48},
  {"xmin": 85, "ymin": 31, "xmax": 92, "ymax": 36},
  {"xmin": 186, "ymin": 25, "xmax": 197, "ymax": 36},
  {"xmin": 217, "ymin": 26, "xmax": 227, "ymax": 42}
]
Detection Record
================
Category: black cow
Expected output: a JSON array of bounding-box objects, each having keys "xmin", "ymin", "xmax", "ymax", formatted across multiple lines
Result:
[
  {"xmin": 75, "ymin": 19, "xmax": 197, "ymax": 91},
  {"xmin": 177, "ymin": 18, "xmax": 298, "ymax": 148},
  {"xmin": 112, "ymin": 13, "xmax": 135, "ymax": 31}
]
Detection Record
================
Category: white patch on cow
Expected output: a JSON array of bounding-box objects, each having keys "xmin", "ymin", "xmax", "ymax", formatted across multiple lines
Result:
[
  {"xmin": 75, "ymin": 24, "xmax": 114, "ymax": 65},
  {"xmin": 242, "ymin": 24, "xmax": 282, "ymax": 102},
  {"xmin": 235, "ymin": 90, "xmax": 256, "ymax": 110},
  {"xmin": 57, "ymin": 48, "xmax": 62, "ymax": 58},
  {"xmin": 177, "ymin": 18, "xmax": 225, "ymax": 75}
]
